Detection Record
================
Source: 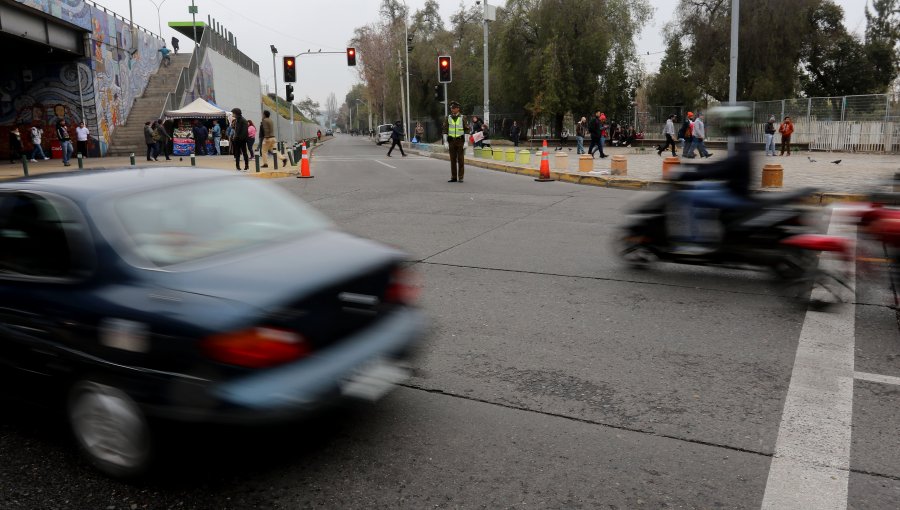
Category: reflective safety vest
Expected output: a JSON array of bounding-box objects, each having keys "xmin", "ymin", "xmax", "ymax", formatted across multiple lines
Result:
[{"xmin": 448, "ymin": 116, "xmax": 464, "ymax": 137}]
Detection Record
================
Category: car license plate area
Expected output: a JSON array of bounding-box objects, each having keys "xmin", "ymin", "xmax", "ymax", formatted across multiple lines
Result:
[{"xmin": 340, "ymin": 358, "xmax": 409, "ymax": 401}]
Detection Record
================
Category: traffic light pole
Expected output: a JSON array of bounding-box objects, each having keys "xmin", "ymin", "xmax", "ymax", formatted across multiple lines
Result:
[
  {"xmin": 271, "ymin": 50, "xmax": 280, "ymax": 147},
  {"xmin": 444, "ymin": 83, "xmax": 448, "ymax": 117}
]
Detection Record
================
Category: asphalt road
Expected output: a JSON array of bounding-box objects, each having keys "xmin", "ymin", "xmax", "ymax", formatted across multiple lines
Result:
[{"xmin": 1, "ymin": 135, "xmax": 898, "ymax": 509}]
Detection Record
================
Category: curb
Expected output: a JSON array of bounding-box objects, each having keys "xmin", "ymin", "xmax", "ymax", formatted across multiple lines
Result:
[{"xmin": 409, "ymin": 148, "xmax": 870, "ymax": 206}]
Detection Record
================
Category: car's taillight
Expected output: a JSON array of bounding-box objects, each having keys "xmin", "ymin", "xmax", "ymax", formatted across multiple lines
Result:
[
  {"xmin": 202, "ymin": 327, "xmax": 310, "ymax": 368},
  {"xmin": 385, "ymin": 267, "xmax": 421, "ymax": 305}
]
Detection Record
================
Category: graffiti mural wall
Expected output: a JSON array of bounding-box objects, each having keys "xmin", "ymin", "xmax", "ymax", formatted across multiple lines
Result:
[
  {"xmin": 0, "ymin": 1, "xmax": 161, "ymax": 158},
  {"xmin": 13, "ymin": 0, "xmax": 92, "ymax": 30},
  {"xmin": 184, "ymin": 53, "xmax": 217, "ymax": 105},
  {"xmin": 90, "ymin": 8, "xmax": 163, "ymax": 154}
]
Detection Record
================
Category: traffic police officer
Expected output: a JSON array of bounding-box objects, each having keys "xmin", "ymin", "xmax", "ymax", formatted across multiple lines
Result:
[{"xmin": 442, "ymin": 101, "xmax": 470, "ymax": 182}]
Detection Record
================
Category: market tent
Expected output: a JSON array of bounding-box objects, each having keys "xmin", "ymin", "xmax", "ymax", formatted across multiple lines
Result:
[{"xmin": 165, "ymin": 98, "xmax": 227, "ymax": 119}]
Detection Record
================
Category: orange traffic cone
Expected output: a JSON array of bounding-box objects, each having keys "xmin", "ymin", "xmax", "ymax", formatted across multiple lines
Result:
[
  {"xmin": 535, "ymin": 143, "xmax": 553, "ymax": 182},
  {"xmin": 297, "ymin": 142, "xmax": 314, "ymax": 178}
]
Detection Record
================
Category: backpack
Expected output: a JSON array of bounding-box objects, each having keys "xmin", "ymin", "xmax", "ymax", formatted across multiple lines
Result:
[{"xmin": 677, "ymin": 125, "xmax": 686, "ymax": 139}]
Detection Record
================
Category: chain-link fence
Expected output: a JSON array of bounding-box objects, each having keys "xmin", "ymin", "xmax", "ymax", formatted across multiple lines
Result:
[{"xmin": 642, "ymin": 94, "xmax": 899, "ymax": 152}]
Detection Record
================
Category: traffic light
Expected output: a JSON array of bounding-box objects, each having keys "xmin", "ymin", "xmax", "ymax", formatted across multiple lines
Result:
[
  {"xmin": 283, "ymin": 56, "xmax": 296, "ymax": 83},
  {"xmin": 346, "ymin": 47, "xmax": 356, "ymax": 66},
  {"xmin": 434, "ymin": 84, "xmax": 444, "ymax": 101},
  {"xmin": 438, "ymin": 55, "xmax": 451, "ymax": 83},
  {"xmin": 285, "ymin": 84, "xmax": 294, "ymax": 102}
]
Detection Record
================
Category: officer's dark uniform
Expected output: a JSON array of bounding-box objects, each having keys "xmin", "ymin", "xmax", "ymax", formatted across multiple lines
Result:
[{"xmin": 442, "ymin": 101, "xmax": 470, "ymax": 182}]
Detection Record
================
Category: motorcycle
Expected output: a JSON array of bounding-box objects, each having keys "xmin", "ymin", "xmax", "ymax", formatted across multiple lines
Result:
[{"xmin": 616, "ymin": 180, "xmax": 854, "ymax": 305}]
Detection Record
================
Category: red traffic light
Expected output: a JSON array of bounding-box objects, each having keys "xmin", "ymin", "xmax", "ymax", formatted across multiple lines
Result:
[
  {"xmin": 347, "ymin": 47, "xmax": 357, "ymax": 66},
  {"xmin": 283, "ymin": 56, "xmax": 296, "ymax": 82},
  {"xmin": 438, "ymin": 56, "xmax": 452, "ymax": 83}
]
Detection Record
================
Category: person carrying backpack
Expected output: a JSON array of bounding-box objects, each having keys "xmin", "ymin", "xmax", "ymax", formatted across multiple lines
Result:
[{"xmin": 679, "ymin": 112, "xmax": 695, "ymax": 158}]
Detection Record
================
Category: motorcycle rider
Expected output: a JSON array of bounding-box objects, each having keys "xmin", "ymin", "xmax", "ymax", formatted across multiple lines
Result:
[{"xmin": 669, "ymin": 106, "xmax": 753, "ymax": 254}]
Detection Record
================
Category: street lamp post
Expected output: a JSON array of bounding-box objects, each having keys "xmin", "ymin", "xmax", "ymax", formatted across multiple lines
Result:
[
  {"xmin": 271, "ymin": 45, "xmax": 280, "ymax": 146},
  {"xmin": 147, "ymin": 0, "xmax": 168, "ymax": 39}
]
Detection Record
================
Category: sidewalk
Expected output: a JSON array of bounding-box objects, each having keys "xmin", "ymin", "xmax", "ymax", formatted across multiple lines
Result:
[
  {"xmin": 0, "ymin": 140, "xmax": 330, "ymax": 180},
  {"xmin": 410, "ymin": 143, "xmax": 897, "ymax": 201}
]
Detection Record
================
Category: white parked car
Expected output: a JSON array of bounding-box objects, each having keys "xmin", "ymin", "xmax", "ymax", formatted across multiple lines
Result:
[{"xmin": 376, "ymin": 124, "xmax": 393, "ymax": 145}]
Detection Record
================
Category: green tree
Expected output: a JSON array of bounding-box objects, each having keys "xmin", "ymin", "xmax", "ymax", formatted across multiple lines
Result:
[
  {"xmin": 675, "ymin": 0, "xmax": 821, "ymax": 100},
  {"xmin": 647, "ymin": 33, "xmax": 701, "ymax": 108},
  {"xmin": 799, "ymin": 1, "xmax": 882, "ymax": 96},
  {"xmin": 865, "ymin": 0, "xmax": 900, "ymax": 90}
]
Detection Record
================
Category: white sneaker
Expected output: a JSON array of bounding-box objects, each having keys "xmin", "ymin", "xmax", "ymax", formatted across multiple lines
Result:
[
  {"xmin": 29, "ymin": 159, "xmax": 37, "ymax": 162},
  {"xmin": 43, "ymin": 157, "xmax": 50, "ymax": 160}
]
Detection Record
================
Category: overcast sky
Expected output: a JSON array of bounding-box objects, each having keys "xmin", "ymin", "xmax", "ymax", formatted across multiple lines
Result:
[{"xmin": 98, "ymin": 0, "xmax": 869, "ymax": 111}]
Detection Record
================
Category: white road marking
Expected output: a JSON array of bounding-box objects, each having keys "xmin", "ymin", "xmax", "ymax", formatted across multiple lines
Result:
[
  {"xmin": 374, "ymin": 160, "xmax": 396, "ymax": 169},
  {"xmin": 761, "ymin": 218, "xmax": 857, "ymax": 510},
  {"xmin": 854, "ymin": 371, "xmax": 900, "ymax": 386}
]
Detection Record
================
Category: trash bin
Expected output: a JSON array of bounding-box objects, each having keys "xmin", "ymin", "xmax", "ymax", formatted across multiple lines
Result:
[{"xmin": 50, "ymin": 140, "xmax": 62, "ymax": 159}]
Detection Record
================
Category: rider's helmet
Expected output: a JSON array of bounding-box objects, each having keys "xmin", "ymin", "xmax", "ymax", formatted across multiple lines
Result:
[{"xmin": 707, "ymin": 106, "xmax": 752, "ymax": 136}]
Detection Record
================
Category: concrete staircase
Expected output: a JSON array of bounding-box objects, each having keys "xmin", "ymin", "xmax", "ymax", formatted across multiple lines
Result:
[{"xmin": 107, "ymin": 53, "xmax": 191, "ymax": 156}]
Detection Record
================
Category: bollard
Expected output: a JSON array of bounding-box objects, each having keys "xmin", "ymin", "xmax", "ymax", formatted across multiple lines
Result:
[
  {"xmin": 130, "ymin": 153, "xmax": 136, "ymax": 166},
  {"xmin": 505, "ymin": 148, "xmax": 516, "ymax": 162},
  {"xmin": 553, "ymin": 152, "xmax": 568, "ymax": 170},
  {"xmin": 474, "ymin": 147, "xmax": 481, "ymax": 158},
  {"xmin": 578, "ymin": 155, "xmax": 593, "ymax": 172},
  {"xmin": 21, "ymin": 155, "xmax": 29, "ymax": 176},
  {"xmin": 662, "ymin": 156, "xmax": 680, "ymax": 179},
  {"xmin": 273, "ymin": 152, "xmax": 279, "ymax": 170},
  {"xmin": 761, "ymin": 163, "xmax": 783, "ymax": 188},
  {"xmin": 492, "ymin": 147, "xmax": 504, "ymax": 161},
  {"xmin": 77, "ymin": 153, "xmax": 83, "ymax": 169},
  {"xmin": 288, "ymin": 151, "xmax": 295, "ymax": 166},
  {"xmin": 255, "ymin": 154, "xmax": 260, "ymax": 173},
  {"xmin": 517, "ymin": 150, "xmax": 531, "ymax": 165},
  {"xmin": 893, "ymin": 171, "xmax": 900, "ymax": 193},
  {"xmin": 611, "ymin": 155, "xmax": 627, "ymax": 176},
  {"xmin": 190, "ymin": 154, "xmax": 196, "ymax": 166}
]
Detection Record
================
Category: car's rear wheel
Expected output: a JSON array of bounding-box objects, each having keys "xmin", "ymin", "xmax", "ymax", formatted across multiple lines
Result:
[{"xmin": 68, "ymin": 381, "xmax": 152, "ymax": 478}]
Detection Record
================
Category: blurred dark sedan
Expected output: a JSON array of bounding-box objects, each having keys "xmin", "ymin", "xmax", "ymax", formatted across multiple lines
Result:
[{"xmin": 0, "ymin": 167, "xmax": 424, "ymax": 477}]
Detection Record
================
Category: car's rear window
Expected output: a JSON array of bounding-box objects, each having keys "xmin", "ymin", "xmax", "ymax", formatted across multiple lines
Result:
[
  {"xmin": 379, "ymin": 125, "xmax": 393, "ymax": 133},
  {"xmin": 112, "ymin": 178, "xmax": 330, "ymax": 266}
]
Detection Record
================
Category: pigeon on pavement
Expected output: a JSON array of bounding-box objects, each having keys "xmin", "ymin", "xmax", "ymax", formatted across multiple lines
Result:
[
  {"xmin": 808, "ymin": 156, "xmax": 817, "ymax": 162},
  {"xmin": 831, "ymin": 159, "xmax": 842, "ymax": 164}
]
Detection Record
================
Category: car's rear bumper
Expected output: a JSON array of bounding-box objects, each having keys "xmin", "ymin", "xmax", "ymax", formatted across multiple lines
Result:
[{"xmin": 143, "ymin": 308, "xmax": 426, "ymax": 424}]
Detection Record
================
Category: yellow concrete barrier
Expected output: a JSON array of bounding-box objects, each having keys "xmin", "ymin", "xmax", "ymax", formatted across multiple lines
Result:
[
  {"xmin": 578, "ymin": 155, "xmax": 593, "ymax": 172},
  {"xmin": 517, "ymin": 150, "xmax": 531, "ymax": 164},
  {"xmin": 553, "ymin": 152, "xmax": 568, "ymax": 170},
  {"xmin": 505, "ymin": 148, "xmax": 516, "ymax": 162},
  {"xmin": 611, "ymin": 155, "xmax": 627, "ymax": 176},
  {"xmin": 762, "ymin": 163, "xmax": 783, "ymax": 188}
]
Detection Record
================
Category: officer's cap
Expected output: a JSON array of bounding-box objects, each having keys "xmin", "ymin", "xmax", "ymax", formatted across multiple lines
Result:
[{"xmin": 449, "ymin": 101, "xmax": 460, "ymax": 108}]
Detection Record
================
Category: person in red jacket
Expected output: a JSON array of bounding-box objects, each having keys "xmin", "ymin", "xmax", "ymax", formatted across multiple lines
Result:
[{"xmin": 778, "ymin": 116, "xmax": 794, "ymax": 156}]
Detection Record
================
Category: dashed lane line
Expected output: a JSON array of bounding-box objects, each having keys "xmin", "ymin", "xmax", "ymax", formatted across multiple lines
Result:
[
  {"xmin": 761, "ymin": 217, "xmax": 857, "ymax": 510},
  {"xmin": 374, "ymin": 160, "xmax": 396, "ymax": 169}
]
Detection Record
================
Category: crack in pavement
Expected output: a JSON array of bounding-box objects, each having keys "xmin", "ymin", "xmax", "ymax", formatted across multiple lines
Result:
[
  {"xmin": 419, "ymin": 195, "xmax": 577, "ymax": 263},
  {"xmin": 398, "ymin": 382, "xmax": 900, "ymax": 483}
]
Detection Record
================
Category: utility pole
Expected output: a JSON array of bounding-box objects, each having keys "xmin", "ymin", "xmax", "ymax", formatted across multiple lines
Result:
[
  {"xmin": 728, "ymin": 0, "xmax": 739, "ymax": 154},
  {"xmin": 398, "ymin": 50, "xmax": 407, "ymax": 136},
  {"xmin": 189, "ymin": 0, "xmax": 198, "ymax": 61},
  {"xmin": 482, "ymin": 0, "xmax": 490, "ymax": 126},
  {"xmin": 403, "ymin": 4, "xmax": 411, "ymax": 140}
]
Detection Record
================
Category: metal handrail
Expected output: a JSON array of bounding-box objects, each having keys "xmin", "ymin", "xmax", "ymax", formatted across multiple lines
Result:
[{"xmin": 158, "ymin": 26, "xmax": 211, "ymax": 119}]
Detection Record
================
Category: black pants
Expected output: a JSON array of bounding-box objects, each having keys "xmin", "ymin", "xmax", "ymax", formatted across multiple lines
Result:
[
  {"xmin": 146, "ymin": 143, "xmax": 158, "ymax": 160},
  {"xmin": 232, "ymin": 138, "xmax": 249, "ymax": 168},
  {"xmin": 387, "ymin": 139, "xmax": 405, "ymax": 156},
  {"xmin": 194, "ymin": 140, "xmax": 205, "ymax": 155},
  {"xmin": 76, "ymin": 140, "xmax": 88, "ymax": 157},
  {"xmin": 448, "ymin": 136, "xmax": 465, "ymax": 180},
  {"xmin": 659, "ymin": 134, "xmax": 677, "ymax": 155},
  {"xmin": 157, "ymin": 139, "xmax": 170, "ymax": 159}
]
